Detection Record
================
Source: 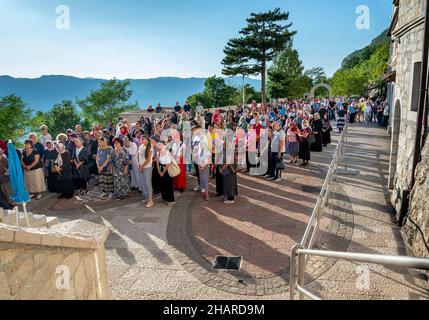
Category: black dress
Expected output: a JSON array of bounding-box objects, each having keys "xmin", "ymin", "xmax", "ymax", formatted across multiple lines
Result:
[
  {"xmin": 310, "ymin": 119, "xmax": 323, "ymax": 152},
  {"xmin": 56, "ymin": 151, "xmax": 75, "ymax": 199},
  {"xmin": 72, "ymin": 147, "xmax": 90, "ymax": 191},
  {"xmin": 322, "ymin": 120, "xmax": 332, "ymax": 146},
  {"xmin": 43, "ymin": 149, "xmax": 59, "ymax": 193},
  {"xmin": 215, "ymin": 166, "xmax": 223, "ymax": 196},
  {"xmin": 299, "ymin": 128, "xmax": 311, "ymax": 162},
  {"xmin": 160, "ymin": 165, "xmax": 175, "ymax": 202}
]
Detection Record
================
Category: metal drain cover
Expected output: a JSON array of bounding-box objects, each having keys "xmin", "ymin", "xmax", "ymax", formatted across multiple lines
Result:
[
  {"xmin": 213, "ymin": 256, "xmax": 242, "ymax": 271},
  {"xmin": 301, "ymin": 185, "xmax": 321, "ymax": 194}
]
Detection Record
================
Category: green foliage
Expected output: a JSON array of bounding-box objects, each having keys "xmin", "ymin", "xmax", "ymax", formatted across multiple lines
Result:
[
  {"xmin": 267, "ymin": 43, "xmax": 312, "ymax": 98},
  {"xmin": 232, "ymin": 84, "xmax": 262, "ymax": 104},
  {"xmin": 332, "ymin": 35, "xmax": 390, "ymax": 96},
  {"xmin": 0, "ymin": 95, "xmax": 32, "ymax": 142},
  {"xmin": 304, "ymin": 67, "xmax": 328, "ymax": 86},
  {"xmin": 187, "ymin": 76, "xmax": 239, "ymax": 108},
  {"xmin": 29, "ymin": 101, "xmax": 89, "ymax": 137},
  {"xmin": 222, "ymin": 8, "xmax": 296, "ymax": 104},
  {"xmin": 78, "ymin": 79, "xmax": 138, "ymax": 125}
]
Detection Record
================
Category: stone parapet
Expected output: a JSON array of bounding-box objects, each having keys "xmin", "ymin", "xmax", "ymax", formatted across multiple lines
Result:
[{"xmin": 0, "ymin": 220, "xmax": 110, "ymax": 300}]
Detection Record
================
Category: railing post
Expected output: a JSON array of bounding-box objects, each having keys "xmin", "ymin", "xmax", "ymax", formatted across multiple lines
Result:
[
  {"xmin": 298, "ymin": 251, "xmax": 306, "ymax": 300},
  {"xmin": 289, "ymin": 244, "xmax": 301, "ymax": 300}
]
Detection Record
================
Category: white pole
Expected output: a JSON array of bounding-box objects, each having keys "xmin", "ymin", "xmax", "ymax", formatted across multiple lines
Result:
[{"xmin": 22, "ymin": 203, "xmax": 30, "ymax": 227}]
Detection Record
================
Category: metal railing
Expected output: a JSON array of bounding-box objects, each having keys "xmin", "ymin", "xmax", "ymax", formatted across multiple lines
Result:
[{"xmin": 289, "ymin": 126, "xmax": 429, "ymax": 300}]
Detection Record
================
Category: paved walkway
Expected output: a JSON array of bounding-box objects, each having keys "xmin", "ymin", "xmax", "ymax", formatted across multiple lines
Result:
[{"xmin": 26, "ymin": 124, "xmax": 428, "ymax": 300}]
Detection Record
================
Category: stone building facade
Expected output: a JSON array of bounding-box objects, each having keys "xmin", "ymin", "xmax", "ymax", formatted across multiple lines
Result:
[{"xmin": 388, "ymin": 0, "xmax": 429, "ymax": 257}]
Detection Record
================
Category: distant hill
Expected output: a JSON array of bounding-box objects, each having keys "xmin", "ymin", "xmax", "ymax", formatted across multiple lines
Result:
[
  {"xmin": 0, "ymin": 75, "xmax": 261, "ymax": 112},
  {"xmin": 341, "ymin": 29, "xmax": 390, "ymax": 70}
]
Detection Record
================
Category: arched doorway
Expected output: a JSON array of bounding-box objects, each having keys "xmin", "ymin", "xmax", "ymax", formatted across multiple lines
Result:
[
  {"xmin": 310, "ymin": 83, "xmax": 333, "ymax": 98},
  {"xmin": 388, "ymin": 100, "xmax": 401, "ymax": 189}
]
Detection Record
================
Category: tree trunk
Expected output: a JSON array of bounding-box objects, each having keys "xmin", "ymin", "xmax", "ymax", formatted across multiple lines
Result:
[
  {"xmin": 242, "ymin": 75, "xmax": 245, "ymax": 106},
  {"xmin": 261, "ymin": 59, "xmax": 267, "ymax": 106}
]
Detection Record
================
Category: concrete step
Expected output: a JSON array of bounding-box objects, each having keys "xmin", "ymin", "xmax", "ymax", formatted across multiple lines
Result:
[
  {"xmin": 1, "ymin": 211, "xmax": 35, "ymax": 227},
  {"xmin": 30, "ymin": 215, "xmax": 48, "ymax": 228},
  {"xmin": 46, "ymin": 216, "xmax": 60, "ymax": 228}
]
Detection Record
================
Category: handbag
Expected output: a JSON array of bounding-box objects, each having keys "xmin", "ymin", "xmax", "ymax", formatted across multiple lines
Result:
[
  {"xmin": 308, "ymin": 132, "xmax": 316, "ymax": 144},
  {"xmin": 168, "ymin": 158, "xmax": 181, "ymax": 178}
]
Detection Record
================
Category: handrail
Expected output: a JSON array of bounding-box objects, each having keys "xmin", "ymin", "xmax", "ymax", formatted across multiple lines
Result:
[
  {"xmin": 289, "ymin": 125, "xmax": 429, "ymax": 300},
  {"xmin": 299, "ymin": 249, "xmax": 429, "ymax": 270},
  {"xmin": 300, "ymin": 126, "xmax": 348, "ymax": 248}
]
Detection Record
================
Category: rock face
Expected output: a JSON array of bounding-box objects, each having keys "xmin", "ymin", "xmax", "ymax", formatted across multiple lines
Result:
[
  {"xmin": 0, "ymin": 220, "xmax": 110, "ymax": 300},
  {"xmin": 389, "ymin": 0, "xmax": 429, "ymax": 257},
  {"xmin": 404, "ymin": 141, "xmax": 429, "ymax": 257}
]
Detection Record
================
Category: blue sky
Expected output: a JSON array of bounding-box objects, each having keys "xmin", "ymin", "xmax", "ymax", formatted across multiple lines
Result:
[{"xmin": 0, "ymin": 0, "xmax": 392, "ymax": 79}]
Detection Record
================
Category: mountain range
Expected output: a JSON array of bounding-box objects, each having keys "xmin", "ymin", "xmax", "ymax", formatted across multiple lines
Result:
[{"xmin": 0, "ymin": 75, "xmax": 261, "ymax": 112}]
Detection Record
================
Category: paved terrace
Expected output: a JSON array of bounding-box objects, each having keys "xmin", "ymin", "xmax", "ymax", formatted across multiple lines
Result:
[{"xmin": 27, "ymin": 124, "xmax": 429, "ymax": 300}]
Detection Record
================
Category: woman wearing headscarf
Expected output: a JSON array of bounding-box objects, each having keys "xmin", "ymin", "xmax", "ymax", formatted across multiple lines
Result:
[
  {"xmin": 337, "ymin": 104, "xmax": 347, "ymax": 133},
  {"xmin": 171, "ymin": 130, "xmax": 187, "ymax": 193},
  {"xmin": 72, "ymin": 138, "xmax": 90, "ymax": 194},
  {"xmin": 150, "ymin": 135, "xmax": 161, "ymax": 195},
  {"xmin": 0, "ymin": 150, "xmax": 11, "ymax": 209},
  {"xmin": 96, "ymin": 136, "xmax": 114, "ymax": 198},
  {"xmin": 124, "ymin": 137, "xmax": 140, "ymax": 191},
  {"xmin": 156, "ymin": 143, "xmax": 175, "ymax": 205},
  {"xmin": 286, "ymin": 121, "xmax": 300, "ymax": 164},
  {"xmin": 310, "ymin": 113, "xmax": 323, "ymax": 153},
  {"xmin": 21, "ymin": 140, "xmax": 46, "ymax": 200},
  {"xmin": 43, "ymin": 140, "xmax": 59, "ymax": 193},
  {"xmin": 322, "ymin": 113, "xmax": 332, "ymax": 147},
  {"xmin": 298, "ymin": 119, "xmax": 312, "ymax": 167},
  {"xmin": 54, "ymin": 142, "xmax": 75, "ymax": 199},
  {"xmin": 111, "ymin": 138, "xmax": 131, "ymax": 200}
]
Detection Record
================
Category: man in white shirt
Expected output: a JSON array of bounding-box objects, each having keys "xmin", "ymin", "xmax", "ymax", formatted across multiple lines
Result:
[
  {"xmin": 40, "ymin": 125, "xmax": 53, "ymax": 147},
  {"xmin": 196, "ymin": 101, "xmax": 204, "ymax": 114}
]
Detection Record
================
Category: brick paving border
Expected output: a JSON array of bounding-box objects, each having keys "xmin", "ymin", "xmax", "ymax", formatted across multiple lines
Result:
[{"xmin": 166, "ymin": 176, "xmax": 355, "ymax": 296}]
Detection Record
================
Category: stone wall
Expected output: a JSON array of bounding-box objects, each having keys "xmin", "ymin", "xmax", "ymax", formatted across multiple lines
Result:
[
  {"xmin": 403, "ymin": 138, "xmax": 429, "ymax": 257},
  {"xmin": 390, "ymin": 0, "xmax": 424, "ymax": 213},
  {"xmin": 0, "ymin": 220, "xmax": 110, "ymax": 300},
  {"xmin": 390, "ymin": 0, "xmax": 429, "ymax": 257}
]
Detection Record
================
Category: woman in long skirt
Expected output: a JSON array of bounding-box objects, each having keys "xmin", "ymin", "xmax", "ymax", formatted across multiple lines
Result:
[
  {"xmin": 43, "ymin": 140, "xmax": 59, "ymax": 193},
  {"xmin": 111, "ymin": 138, "xmax": 131, "ymax": 200},
  {"xmin": 54, "ymin": 143, "xmax": 75, "ymax": 199},
  {"xmin": 150, "ymin": 136, "xmax": 162, "ymax": 195},
  {"xmin": 157, "ymin": 143, "xmax": 175, "ymax": 205},
  {"xmin": 96, "ymin": 137, "xmax": 114, "ymax": 198},
  {"xmin": 321, "ymin": 113, "xmax": 332, "ymax": 147},
  {"xmin": 171, "ymin": 132, "xmax": 187, "ymax": 192},
  {"xmin": 310, "ymin": 113, "xmax": 323, "ymax": 152},
  {"xmin": 72, "ymin": 138, "xmax": 90, "ymax": 194},
  {"xmin": 299, "ymin": 120, "xmax": 312, "ymax": 167},
  {"xmin": 337, "ymin": 105, "xmax": 347, "ymax": 133},
  {"xmin": 221, "ymin": 163, "xmax": 238, "ymax": 204},
  {"xmin": 21, "ymin": 140, "xmax": 46, "ymax": 199}
]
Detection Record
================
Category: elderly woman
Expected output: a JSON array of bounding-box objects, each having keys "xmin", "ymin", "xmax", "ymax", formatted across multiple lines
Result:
[
  {"xmin": 124, "ymin": 137, "xmax": 140, "ymax": 191},
  {"xmin": 72, "ymin": 138, "xmax": 90, "ymax": 194},
  {"xmin": 0, "ymin": 150, "xmax": 11, "ymax": 209},
  {"xmin": 156, "ymin": 143, "xmax": 175, "ymax": 206},
  {"xmin": 43, "ymin": 140, "xmax": 59, "ymax": 193},
  {"xmin": 138, "ymin": 135, "xmax": 154, "ymax": 208},
  {"xmin": 54, "ymin": 142, "xmax": 75, "ymax": 199},
  {"xmin": 310, "ymin": 113, "xmax": 323, "ymax": 153},
  {"xmin": 96, "ymin": 137, "xmax": 114, "ymax": 198},
  {"xmin": 111, "ymin": 138, "xmax": 131, "ymax": 200},
  {"xmin": 298, "ymin": 119, "xmax": 312, "ymax": 167},
  {"xmin": 21, "ymin": 140, "xmax": 46, "ymax": 199}
]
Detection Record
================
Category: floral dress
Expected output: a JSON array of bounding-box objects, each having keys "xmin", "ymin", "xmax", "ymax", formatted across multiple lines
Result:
[{"xmin": 111, "ymin": 149, "xmax": 131, "ymax": 198}]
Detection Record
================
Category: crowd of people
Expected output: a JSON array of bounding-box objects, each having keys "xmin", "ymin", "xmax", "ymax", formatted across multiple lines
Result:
[{"xmin": 0, "ymin": 96, "xmax": 389, "ymax": 210}]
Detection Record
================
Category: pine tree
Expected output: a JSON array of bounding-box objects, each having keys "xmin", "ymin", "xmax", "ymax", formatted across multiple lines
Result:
[{"xmin": 222, "ymin": 8, "xmax": 296, "ymax": 105}]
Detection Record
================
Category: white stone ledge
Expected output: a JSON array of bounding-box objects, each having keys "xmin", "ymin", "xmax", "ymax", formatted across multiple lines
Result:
[{"xmin": 0, "ymin": 219, "xmax": 110, "ymax": 250}]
